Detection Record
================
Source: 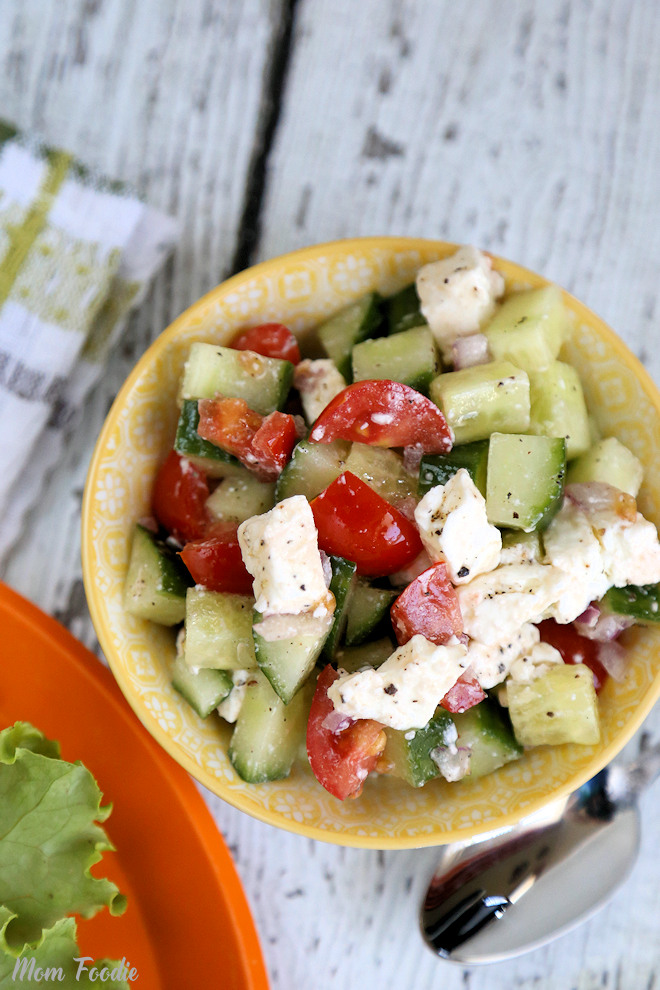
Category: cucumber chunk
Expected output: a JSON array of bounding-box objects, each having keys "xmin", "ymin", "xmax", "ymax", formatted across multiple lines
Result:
[
  {"xmin": 527, "ymin": 361, "xmax": 590, "ymax": 460},
  {"xmin": 229, "ymin": 670, "xmax": 312, "ymax": 782},
  {"xmin": 323, "ymin": 556, "xmax": 358, "ymax": 660},
  {"xmin": 206, "ymin": 473, "xmax": 276, "ymax": 524},
  {"xmin": 253, "ymin": 612, "xmax": 329, "ymax": 703},
  {"xmin": 418, "ymin": 440, "xmax": 489, "ymax": 498},
  {"xmin": 507, "ymin": 664, "xmax": 600, "ymax": 747},
  {"xmin": 181, "ymin": 342, "xmax": 293, "ymax": 415},
  {"xmin": 317, "ymin": 293, "xmax": 383, "ymax": 379},
  {"xmin": 383, "ymin": 709, "xmax": 455, "ymax": 787},
  {"xmin": 171, "ymin": 656, "xmax": 233, "ymax": 718},
  {"xmin": 567, "ymin": 437, "xmax": 644, "ymax": 497},
  {"xmin": 385, "ymin": 282, "xmax": 427, "ymax": 335},
  {"xmin": 484, "ymin": 286, "xmax": 568, "ymax": 372},
  {"xmin": 175, "ymin": 399, "xmax": 245, "ymax": 478},
  {"xmin": 345, "ymin": 581, "xmax": 397, "ymax": 646},
  {"xmin": 602, "ymin": 583, "xmax": 660, "ymax": 624},
  {"xmin": 275, "ymin": 438, "xmax": 349, "ymax": 501},
  {"xmin": 351, "ymin": 325, "xmax": 439, "ymax": 393},
  {"xmin": 185, "ymin": 588, "xmax": 256, "ymax": 670},
  {"xmin": 344, "ymin": 443, "xmax": 417, "ymax": 509},
  {"xmin": 429, "ymin": 360, "xmax": 530, "ymax": 445},
  {"xmin": 500, "ymin": 528, "xmax": 543, "ymax": 564},
  {"xmin": 486, "ymin": 433, "xmax": 565, "ymax": 531},
  {"xmin": 452, "ymin": 701, "xmax": 523, "ymax": 778},
  {"xmin": 124, "ymin": 524, "xmax": 191, "ymax": 626},
  {"xmin": 336, "ymin": 637, "xmax": 394, "ymax": 674}
]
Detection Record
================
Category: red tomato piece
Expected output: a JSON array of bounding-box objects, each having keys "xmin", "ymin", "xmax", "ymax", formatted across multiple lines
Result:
[
  {"xmin": 310, "ymin": 472, "xmax": 423, "ymax": 577},
  {"xmin": 390, "ymin": 563, "xmax": 463, "ymax": 646},
  {"xmin": 309, "ymin": 380, "xmax": 453, "ymax": 453},
  {"xmin": 251, "ymin": 411, "xmax": 299, "ymax": 477},
  {"xmin": 152, "ymin": 450, "xmax": 209, "ymax": 543},
  {"xmin": 306, "ymin": 665, "xmax": 385, "ymax": 801},
  {"xmin": 197, "ymin": 398, "xmax": 296, "ymax": 481},
  {"xmin": 232, "ymin": 323, "xmax": 301, "ymax": 364},
  {"xmin": 537, "ymin": 619, "xmax": 608, "ymax": 693},
  {"xmin": 179, "ymin": 523, "xmax": 253, "ymax": 595},
  {"xmin": 439, "ymin": 669, "xmax": 486, "ymax": 713}
]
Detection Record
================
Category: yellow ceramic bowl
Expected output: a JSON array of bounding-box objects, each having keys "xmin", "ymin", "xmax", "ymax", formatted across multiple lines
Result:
[{"xmin": 82, "ymin": 237, "xmax": 660, "ymax": 849}]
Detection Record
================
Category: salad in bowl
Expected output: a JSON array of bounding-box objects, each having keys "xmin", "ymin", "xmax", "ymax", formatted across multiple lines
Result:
[{"xmin": 83, "ymin": 239, "xmax": 660, "ymax": 847}]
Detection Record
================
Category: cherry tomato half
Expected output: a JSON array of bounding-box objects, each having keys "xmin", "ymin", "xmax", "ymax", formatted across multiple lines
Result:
[
  {"xmin": 390, "ymin": 563, "xmax": 463, "ymax": 646},
  {"xmin": 152, "ymin": 450, "xmax": 209, "ymax": 543},
  {"xmin": 309, "ymin": 380, "xmax": 453, "ymax": 453},
  {"xmin": 197, "ymin": 398, "xmax": 297, "ymax": 481},
  {"xmin": 310, "ymin": 472, "xmax": 423, "ymax": 577},
  {"xmin": 179, "ymin": 523, "xmax": 254, "ymax": 595},
  {"xmin": 439, "ymin": 669, "xmax": 486, "ymax": 713},
  {"xmin": 232, "ymin": 323, "xmax": 301, "ymax": 364},
  {"xmin": 306, "ymin": 665, "xmax": 385, "ymax": 801},
  {"xmin": 538, "ymin": 618, "xmax": 608, "ymax": 693}
]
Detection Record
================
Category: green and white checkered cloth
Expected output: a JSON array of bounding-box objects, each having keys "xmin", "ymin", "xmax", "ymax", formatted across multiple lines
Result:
[{"xmin": 0, "ymin": 120, "xmax": 176, "ymax": 563}]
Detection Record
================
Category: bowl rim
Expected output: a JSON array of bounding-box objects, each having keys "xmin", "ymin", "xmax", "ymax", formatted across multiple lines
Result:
[{"xmin": 82, "ymin": 236, "xmax": 660, "ymax": 848}]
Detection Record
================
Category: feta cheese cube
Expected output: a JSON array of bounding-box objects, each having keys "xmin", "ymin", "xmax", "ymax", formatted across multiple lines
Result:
[
  {"xmin": 507, "ymin": 642, "xmax": 564, "ymax": 684},
  {"xmin": 543, "ymin": 501, "xmax": 610, "ymax": 623},
  {"xmin": 328, "ymin": 634, "xmax": 468, "ymax": 730},
  {"xmin": 415, "ymin": 246, "xmax": 505, "ymax": 362},
  {"xmin": 217, "ymin": 669, "xmax": 252, "ymax": 723},
  {"xmin": 591, "ymin": 508, "xmax": 660, "ymax": 588},
  {"xmin": 465, "ymin": 622, "xmax": 540, "ymax": 689},
  {"xmin": 414, "ymin": 469, "xmax": 501, "ymax": 584},
  {"xmin": 293, "ymin": 359, "xmax": 347, "ymax": 423},
  {"xmin": 238, "ymin": 495, "xmax": 334, "ymax": 617}
]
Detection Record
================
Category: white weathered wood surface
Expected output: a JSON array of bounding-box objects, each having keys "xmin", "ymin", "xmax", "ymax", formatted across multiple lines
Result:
[{"xmin": 2, "ymin": 1, "xmax": 660, "ymax": 987}]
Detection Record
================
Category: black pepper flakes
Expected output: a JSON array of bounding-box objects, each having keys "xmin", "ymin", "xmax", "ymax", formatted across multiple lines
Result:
[{"xmin": 384, "ymin": 684, "xmax": 398, "ymax": 696}]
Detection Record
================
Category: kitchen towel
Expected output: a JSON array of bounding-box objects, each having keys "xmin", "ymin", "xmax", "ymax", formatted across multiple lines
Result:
[{"xmin": 0, "ymin": 120, "xmax": 177, "ymax": 565}]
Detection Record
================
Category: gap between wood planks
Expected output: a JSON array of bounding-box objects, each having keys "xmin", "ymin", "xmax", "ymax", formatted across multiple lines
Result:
[{"xmin": 230, "ymin": 0, "xmax": 301, "ymax": 276}]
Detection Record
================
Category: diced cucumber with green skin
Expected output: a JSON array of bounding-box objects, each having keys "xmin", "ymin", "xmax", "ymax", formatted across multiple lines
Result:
[
  {"xmin": 124, "ymin": 524, "xmax": 191, "ymax": 625},
  {"xmin": 452, "ymin": 701, "xmax": 523, "ymax": 778},
  {"xmin": 602, "ymin": 583, "xmax": 660, "ymax": 624},
  {"xmin": 185, "ymin": 588, "xmax": 256, "ymax": 670},
  {"xmin": 252, "ymin": 611, "xmax": 329, "ymax": 703},
  {"xmin": 484, "ymin": 286, "xmax": 568, "ymax": 372},
  {"xmin": 486, "ymin": 433, "xmax": 566, "ymax": 532},
  {"xmin": 527, "ymin": 361, "xmax": 590, "ymax": 460},
  {"xmin": 336, "ymin": 637, "xmax": 394, "ymax": 674},
  {"xmin": 275, "ymin": 439, "xmax": 349, "ymax": 502},
  {"xmin": 507, "ymin": 664, "xmax": 600, "ymax": 747},
  {"xmin": 175, "ymin": 399, "xmax": 245, "ymax": 476},
  {"xmin": 385, "ymin": 282, "xmax": 427, "ymax": 335},
  {"xmin": 171, "ymin": 655, "xmax": 233, "ymax": 718},
  {"xmin": 345, "ymin": 581, "xmax": 398, "ymax": 646},
  {"xmin": 322, "ymin": 556, "xmax": 358, "ymax": 660},
  {"xmin": 345, "ymin": 444, "xmax": 417, "ymax": 509},
  {"xmin": 317, "ymin": 293, "xmax": 383, "ymax": 379},
  {"xmin": 383, "ymin": 709, "xmax": 455, "ymax": 787},
  {"xmin": 229, "ymin": 670, "xmax": 312, "ymax": 782},
  {"xmin": 206, "ymin": 473, "xmax": 276, "ymax": 524},
  {"xmin": 567, "ymin": 437, "xmax": 644, "ymax": 497},
  {"xmin": 351, "ymin": 326, "xmax": 439, "ymax": 393},
  {"xmin": 429, "ymin": 360, "xmax": 530, "ymax": 445},
  {"xmin": 418, "ymin": 440, "xmax": 489, "ymax": 498},
  {"xmin": 500, "ymin": 528, "xmax": 543, "ymax": 562},
  {"xmin": 181, "ymin": 342, "xmax": 294, "ymax": 415}
]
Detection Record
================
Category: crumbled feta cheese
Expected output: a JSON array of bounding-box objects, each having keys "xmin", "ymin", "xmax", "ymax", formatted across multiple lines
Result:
[
  {"xmin": 466, "ymin": 622, "xmax": 540, "ymax": 689},
  {"xmin": 415, "ymin": 246, "xmax": 505, "ymax": 362},
  {"xmin": 507, "ymin": 642, "xmax": 564, "ymax": 684},
  {"xmin": 328, "ymin": 634, "xmax": 468, "ymax": 730},
  {"xmin": 457, "ymin": 562, "xmax": 569, "ymax": 645},
  {"xmin": 590, "ymin": 507, "xmax": 660, "ymax": 588},
  {"xmin": 238, "ymin": 496, "xmax": 335, "ymax": 617},
  {"xmin": 543, "ymin": 501, "xmax": 611, "ymax": 623},
  {"xmin": 217, "ymin": 669, "xmax": 252, "ymax": 724},
  {"xmin": 293, "ymin": 359, "xmax": 347, "ymax": 424},
  {"xmin": 414, "ymin": 469, "xmax": 501, "ymax": 584}
]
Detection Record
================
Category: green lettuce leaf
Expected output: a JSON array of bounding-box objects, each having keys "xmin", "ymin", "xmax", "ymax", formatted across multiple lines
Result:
[
  {"xmin": 0, "ymin": 915, "xmax": 130, "ymax": 989},
  {"xmin": 0, "ymin": 722, "xmax": 127, "ymax": 951}
]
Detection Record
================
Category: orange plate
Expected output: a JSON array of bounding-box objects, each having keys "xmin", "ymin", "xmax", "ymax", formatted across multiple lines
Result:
[{"xmin": 0, "ymin": 582, "xmax": 269, "ymax": 990}]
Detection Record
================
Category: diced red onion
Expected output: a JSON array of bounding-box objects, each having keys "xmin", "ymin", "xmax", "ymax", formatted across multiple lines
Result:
[
  {"xmin": 389, "ymin": 549, "xmax": 433, "ymax": 587},
  {"xmin": 320, "ymin": 550, "xmax": 333, "ymax": 588},
  {"xmin": 396, "ymin": 495, "xmax": 419, "ymax": 523},
  {"xmin": 596, "ymin": 640, "xmax": 629, "ymax": 681},
  {"xmin": 293, "ymin": 414, "xmax": 307, "ymax": 438},
  {"xmin": 321, "ymin": 709, "xmax": 354, "ymax": 734},
  {"xmin": 138, "ymin": 515, "xmax": 159, "ymax": 533},
  {"xmin": 403, "ymin": 444, "xmax": 424, "ymax": 477},
  {"xmin": 575, "ymin": 604, "xmax": 600, "ymax": 629},
  {"xmin": 565, "ymin": 483, "xmax": 637, "ymax": 520},
  {"xmin": 574, "ymin": 603, "xmax": 635, "ymax": 641},
  {"xmin": 452, "ymin": 333, "xmax": 491, "ymax": 370}
]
